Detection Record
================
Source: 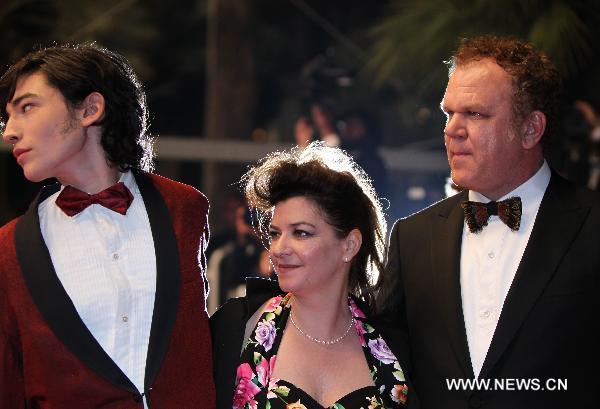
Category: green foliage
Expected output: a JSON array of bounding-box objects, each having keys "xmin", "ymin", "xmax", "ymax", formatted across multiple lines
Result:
[
  {"xmin": 0, "ymin": 0, "xmax": 208, "ymax": 134},
  {"xmin": 0, "ymin": 0, "xmax": 159, "ymax": 76},
  {"xmin": 368, "ymin": 0, "xmax": 599, "ymax": 95}
]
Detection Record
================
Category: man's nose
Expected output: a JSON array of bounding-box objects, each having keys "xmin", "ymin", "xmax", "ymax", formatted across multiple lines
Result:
[
  {"xmin": 444, "ymin": 114, "xmax": 467, "ymax": 139},
  {"xmin": 2, "ymin": 117, "xmax": 20, "ymax": 144}
]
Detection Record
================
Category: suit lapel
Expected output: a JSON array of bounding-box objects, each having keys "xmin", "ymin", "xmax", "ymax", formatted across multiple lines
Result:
[
  {"xmin": 16, "ymin": 183, "xmax": 137, "ymax": 393},
  {"xmin": 480, "ymin": 174, "xmax": 590, "ymax": 378},
  {"xmin": 134, "ymin": 172, "xmax": 181, "ymax": 390},
  {"xmin": 431, "ymin": 191, "xmax": 475, "ymax": 379}
]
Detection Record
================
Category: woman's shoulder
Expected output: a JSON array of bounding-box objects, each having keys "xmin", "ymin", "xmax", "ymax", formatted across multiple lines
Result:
[
  {"xmin": 210, "ymin": 277, "xmax": 283, "ymax": 330},
  {"xmin": 210, "ymin": 278, "xmax": 284, "ymax": 408},
  {"xmin": 350, "ymin": 295, "xmax": 413, "ymax": 375}
]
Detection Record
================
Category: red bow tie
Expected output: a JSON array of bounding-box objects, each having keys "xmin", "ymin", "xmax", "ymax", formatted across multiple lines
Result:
[
  {"xmin": 461, "ymin": 196, "xmax": 522, "ymax": 233},
  {"xmin": 55, "ymin": 182, "xmax": 134, "ymax": 217}
]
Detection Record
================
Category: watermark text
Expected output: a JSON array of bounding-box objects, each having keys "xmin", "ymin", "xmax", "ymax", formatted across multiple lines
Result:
[{"xmin": 446, "ymin": 378, "xmax": 567, "ymax": 392}]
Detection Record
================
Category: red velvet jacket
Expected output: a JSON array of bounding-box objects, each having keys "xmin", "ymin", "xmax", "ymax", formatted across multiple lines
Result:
[{"xmin": 0, "ymin": 172, "xmax": 216, "ymax": 408}]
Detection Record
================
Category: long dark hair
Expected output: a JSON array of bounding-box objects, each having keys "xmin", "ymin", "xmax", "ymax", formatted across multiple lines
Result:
[{"xmin": 0, "ymin": 43, "xmax": 153, "ymax": 171}]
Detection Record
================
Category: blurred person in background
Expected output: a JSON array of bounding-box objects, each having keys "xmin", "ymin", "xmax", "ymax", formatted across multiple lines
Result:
[
  {"xmin": 339, "ymin": 108, "xmax": 390, "ymax": 204},
  {"xmin": 205, "ymin": 193, "xmax": 245, "ymax": 261},
  {"xmin": 256, "ymin": 248, "xmax": 275, "ymax": 279},
  {"xmin": 206, "ymin": 203, "xmax": 262, "ymax": 313},
  {"xmin": 211, "ymin": 142, "xmax": 413, "ymax": 409},
  {"xmin": 294, "ymin": 104, "xmax": 390, "ymax": 207},
  {"xmin": 214, "ymin": 249, "xmax": 276, "ymax": 311},
  {"xmin": 294, "ymin": 99, "xmax": 341, "ymax": 148},
  {"xmin": 562, "ymin": 100, "xmax": 600, "ymax": 191},
  {"xmin": 0, "ymin": 43, "xmax": 215, "ymax": 408}
]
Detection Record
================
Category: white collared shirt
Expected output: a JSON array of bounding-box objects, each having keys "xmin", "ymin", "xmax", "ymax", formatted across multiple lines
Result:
[
  {"xmin": 460, "ymin": 161, "xmax": 551, "ymax": 378},
  {"xmin": 39, "ymin": 171, "xmax": 156, "ymax": 400}
]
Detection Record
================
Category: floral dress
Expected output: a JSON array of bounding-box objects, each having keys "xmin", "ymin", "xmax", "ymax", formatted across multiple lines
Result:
[{"xmin": 232, "ymin": 293, "xmax": 408, "ymax": 409}]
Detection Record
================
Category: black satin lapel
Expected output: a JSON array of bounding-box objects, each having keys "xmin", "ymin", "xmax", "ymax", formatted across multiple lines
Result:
[
  {"xmin": 135, "ymin": 172, "xmax": 180, "ymax": 390},
  {"xmin": 15, "ymin": 183, "xmax": 136, "ymax": 392},
  {"xmin": 431, "ymin": 191, "xmax": 474, "ymax": 378},
  {"xmin": 480, "ymin": 176, "xmax": 589, "ymax": 378}
]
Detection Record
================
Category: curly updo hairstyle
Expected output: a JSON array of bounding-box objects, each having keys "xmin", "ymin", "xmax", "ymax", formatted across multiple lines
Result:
[{"xmin": 242, "ymin": 142, "xmax": 387, "ymax": 308}]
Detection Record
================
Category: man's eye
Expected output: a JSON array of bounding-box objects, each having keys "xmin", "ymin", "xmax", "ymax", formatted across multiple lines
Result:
[
  {"xmin": 22, "ymin": 103, "xmax": 33, "ymax": 113},
  {"xmin": 468, "ymin": 111, "xmax": 483, "ymax": 118}
]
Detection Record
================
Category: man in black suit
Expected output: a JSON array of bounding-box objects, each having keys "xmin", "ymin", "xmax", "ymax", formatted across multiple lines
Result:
[{"xmin": 378, "ymin": 35, "xmax": 600, "ymax": 408}]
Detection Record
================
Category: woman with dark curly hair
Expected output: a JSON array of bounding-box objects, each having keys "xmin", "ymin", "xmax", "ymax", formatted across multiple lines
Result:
[{"xmin": 211, "ymin": 142, "xmax": 413, "ymax": 409}]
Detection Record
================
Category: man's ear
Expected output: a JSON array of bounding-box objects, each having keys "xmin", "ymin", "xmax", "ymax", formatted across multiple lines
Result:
[
  {"xmin": 521, "ymin": 110, "xmax": 546, "ymax": 150},
  {"xmin": 79, "ymin": 92, "xmax": 105, "ymax": 127}
]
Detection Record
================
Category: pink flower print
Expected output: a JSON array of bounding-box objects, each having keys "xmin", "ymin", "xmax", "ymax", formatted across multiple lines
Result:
[
  {"xmin": 349, "ymin": 299, "xmax": 367, "ymax": 319},
  {"xmin": 368, "ymin": 337, "xmax": 396, "ymax": 364},
  {"xmin": 267, "ymin": 377, "xmax": 281, "ymax": 399},
  {"xmin": 256, "ymin": 355, "xmax": 270, "ymax": 387},
  {"xmin": 254, "ymin": 319, "xmax": 277, "ymax": 351},
  {"xmin": 391, "ymin": 383, "xmax": 408, "ymax": 405},
  {"xmin": 264, "ymin": 295, "xmax": 283, "ymax": 313},
  {"xmin": 353, "ymin": 319, "xmax": 368, "ymax": 347},
  {"xmin": 233, "ymin": 363, "xmax": 261, "ymax": 409},
  {"xmin": 270, "ymin": 355, "xmax": 277, "ymax": 375}
]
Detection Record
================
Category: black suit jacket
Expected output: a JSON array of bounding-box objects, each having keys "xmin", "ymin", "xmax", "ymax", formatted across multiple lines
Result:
[{"xmin": 379, "ymin": 173, "xmax": 600, "ymax": 408}]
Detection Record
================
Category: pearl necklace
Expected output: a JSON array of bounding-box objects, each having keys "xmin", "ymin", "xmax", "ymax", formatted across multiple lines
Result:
[{"xmin": 289, "ymin": 309, "xmax": 355, "ymax": 346}]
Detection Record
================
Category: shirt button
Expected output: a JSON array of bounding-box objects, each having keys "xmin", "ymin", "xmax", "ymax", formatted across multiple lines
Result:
[
  {"xmin": 481, "ymin": 310, "xmax": 491, "ymax": 318},
  {"xmin": 113, "ymin": 253, "xmax": 119, "ymax": 260},
  {"xmin": 122, "ymin": 316, "xmax": 128, "ymax": 322},
  {"xmin": 488, "ymin": 252, "xmax": 495, "ymax": 259}
]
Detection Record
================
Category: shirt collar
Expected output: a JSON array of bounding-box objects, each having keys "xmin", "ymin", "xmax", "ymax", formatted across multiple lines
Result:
[
  {"xmin": 54, "ymin": 170, "xmax": 139, "ymax": 205},
  {"xmin": 119, "ymin": 170, "xmax": 138, "ymax": 195},
  {"xmin": 468, "ymin": 161, "xmax": 550, "ymax": 213}
]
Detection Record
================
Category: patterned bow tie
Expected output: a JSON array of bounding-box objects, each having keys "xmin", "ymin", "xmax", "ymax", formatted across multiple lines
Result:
[
  {"xmin": 55, "ymin": 182, "xmax": 134, "ymax": 217},
  {"xmin": 461, "ymin": 196, "xmax": 522, "ymax": 233}
]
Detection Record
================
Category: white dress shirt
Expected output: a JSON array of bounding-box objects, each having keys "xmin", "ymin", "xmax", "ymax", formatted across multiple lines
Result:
[
  {"xmin": 39, "ymin": 171, "xmax": 156, "ymax": 401},
  {"xmin": 460, "ymin": 161, "xmax": 551, "ymax": 378}
]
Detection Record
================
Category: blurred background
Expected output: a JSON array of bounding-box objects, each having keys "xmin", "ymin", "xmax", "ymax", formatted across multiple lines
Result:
[{"xmin": 2, "ymin": 0, "xmax": 600, "ymax": 309}]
